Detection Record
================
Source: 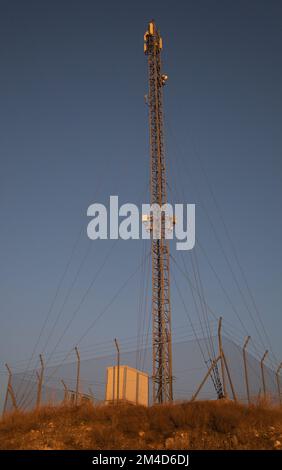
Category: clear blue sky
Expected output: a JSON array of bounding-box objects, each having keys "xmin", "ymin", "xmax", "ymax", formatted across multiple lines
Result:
[{"xmin": 0, "ymin": 0, "xmax": 281, "ymax": 389}]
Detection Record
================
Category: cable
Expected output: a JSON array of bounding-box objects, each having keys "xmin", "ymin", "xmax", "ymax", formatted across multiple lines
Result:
[
  {"xmin": 24, "ymin": 250, "xmax": 152, "ymax": 404},
  {"xmin": 15, "ymin": 241, "xmax": 95, "ymax": 408},
  {"xmin": 171, "ymin": 269, "xmax": 218, "ymax": 396},
  {"xmin": 15, "ymin": 225, "xmax": 85, "ymax": 405},
  {"xmin": 40, "ymin": 241, "xmax": 93, "ymax": 357},
  {"xmin": 19, "ymin": 239, "xmax": 119, "ymax": 409},
  {"xmin": 167, "ymin": 119, "xmax": 277, "ymax": 365},
  {"xmin": 137, "ymin": 245, "xmax": 150, "ymax": 369},
  {"xmin": 187, "ymin": 127, "xmax": 279, "ymax": 364}
]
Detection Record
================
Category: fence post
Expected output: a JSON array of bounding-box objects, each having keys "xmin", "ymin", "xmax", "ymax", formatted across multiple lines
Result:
[
  {"xmin": 218, "ymin": 317, "xmax": 228, "ymax": 398},
  {"xmin": 75, "ymin": 346, "xmax": 80, "ymax": 406},
  {"xmin": 2, "ymin": 364, "xmax": 12, "ymax": 417},
  {"xmin": 114, "ymin": 338, "xmax": 120, "ymax": 404},
  {"xmin": 243, "ymin": 336, "xmax": 251, "ymax": 405},
  {"xmin": 276, "ymin": 362, "xmax": 282, "ymax": 406},
  {"xmin": 191, "ymin": 356, "xmax": 221, "ymax": 402},
  {"xmin": 260, "ymin": 350, "xmax": 268, "ymax": 400},
  {"xmin": 2, "ymin": 364, "xmax": 18, "ymax": 417},
  {"xmin": 61, "ymin": 380, "xmax": 69, "ymax": 404},
  {"xmin": 36, "ymin": 354, "xmax": 44, "ymax": 409},
  {"xmin": 222, "ymin": 351, "xmax": 238, "ymax": 402}
]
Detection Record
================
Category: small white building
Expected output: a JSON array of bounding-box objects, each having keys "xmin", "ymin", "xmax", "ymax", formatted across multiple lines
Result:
[{"xmin": 105, "ymin": 365, "xmax": 149, "ymax": 406}]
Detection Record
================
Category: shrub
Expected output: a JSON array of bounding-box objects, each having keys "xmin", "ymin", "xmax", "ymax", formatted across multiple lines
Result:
[
  {"xmin": 209, "ymin": 404, "xmax": 241, "ymax": 434},
  {"xmin": 116, "ymin": 405, "xmax": 148, "ymax": 435},
  {"xmin": 148, "ymin": 405, "xmax": 173, "ymax": 435}
]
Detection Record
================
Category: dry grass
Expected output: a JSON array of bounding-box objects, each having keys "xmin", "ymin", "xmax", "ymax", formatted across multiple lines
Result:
[{"xmin": 0, "ymin": 400, "xmax": 282, "ymax": 450}]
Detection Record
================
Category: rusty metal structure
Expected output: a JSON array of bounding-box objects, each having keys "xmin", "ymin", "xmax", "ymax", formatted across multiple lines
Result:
[{"xmin": 144, "ymin": 20, "xmax": 173, "ymax": 403}]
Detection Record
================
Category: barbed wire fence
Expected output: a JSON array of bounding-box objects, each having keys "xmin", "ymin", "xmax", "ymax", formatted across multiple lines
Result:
[{"xmin": 2, "ymin": 332, "xmax": 281, "ymax": 415}]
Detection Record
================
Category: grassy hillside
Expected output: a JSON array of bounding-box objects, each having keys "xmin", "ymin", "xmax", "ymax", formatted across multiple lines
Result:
[{"xmin": 0, "ymin": 401, "xmax": 282, "ymax": 450}]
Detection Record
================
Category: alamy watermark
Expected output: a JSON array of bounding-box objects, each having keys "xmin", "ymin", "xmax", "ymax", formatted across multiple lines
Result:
[{"xmin": 87, "ymin": 196, "xmax": 195, "ymax": 251}]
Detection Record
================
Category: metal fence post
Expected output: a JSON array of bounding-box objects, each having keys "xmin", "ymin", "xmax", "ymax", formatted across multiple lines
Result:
[
  {"xmin": 218, "ymin": 317, "xmax": 227, "ymax": 398},
  {"xmin": 36, "ymin": 354, "xmax": 44, "ymax": 409},
  {"xmin": 260, "ymin": 350, "xmax": 268, "ymax": 400},
  {"xmin": 2, "ymin": 364, "xmax": 18, "ymax": 416},
  {"xmin": 75, "ymin": 346, "xmax": 80, "ymax": 406},
  {"xmin": 243, "ymin": 336, "xmax": 251, "ymax": 404},
  {"xmin": 114, "ymin": 338, "xmax": 120, "ymax": 404},
  {"xmin": 61, "ymin": 380, "xmax": 69, "ymax": 404},
  {"xmin": 276, "ymin": 362, "xmax": 282, "ymax": 406},
  {"xmin": 222, "ymin": 351, "xmax": 237, "ymax": 402},
  {"xmin": 191, "ymin": 356, "xmax": 221, "ymax": 402}
]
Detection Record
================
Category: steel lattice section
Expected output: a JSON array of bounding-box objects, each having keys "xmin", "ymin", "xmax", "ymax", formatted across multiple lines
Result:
[{"xmin": 144, "ymin": 21, "xmax": 173, "ymax": 404}]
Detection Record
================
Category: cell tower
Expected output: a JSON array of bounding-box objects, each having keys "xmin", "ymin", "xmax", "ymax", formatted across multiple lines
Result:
[{"xmin": 144, "ymin": 20, "xmax": 173, "ymax": 404}]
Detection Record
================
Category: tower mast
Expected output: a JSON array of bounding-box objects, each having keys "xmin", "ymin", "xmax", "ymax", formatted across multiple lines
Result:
[{"xmin": 144, "ymin": 20, "xmax": 173, "ymax": 404}]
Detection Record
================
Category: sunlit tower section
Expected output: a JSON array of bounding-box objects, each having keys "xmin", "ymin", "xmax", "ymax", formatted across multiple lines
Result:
[{"xmin": 144, "ymin": 20, "xmax": 173, "ymax": 404}]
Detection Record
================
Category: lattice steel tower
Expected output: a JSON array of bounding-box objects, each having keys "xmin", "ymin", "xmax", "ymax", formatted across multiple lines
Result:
[{"xmin": 144, "ymin": 20, "xmax": 173, "ymax": 404}]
